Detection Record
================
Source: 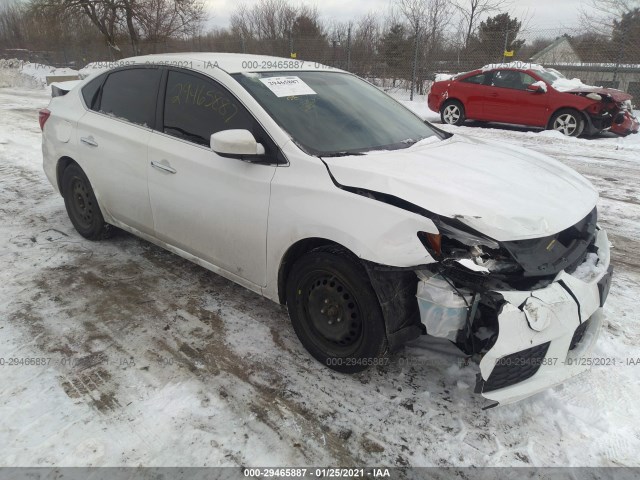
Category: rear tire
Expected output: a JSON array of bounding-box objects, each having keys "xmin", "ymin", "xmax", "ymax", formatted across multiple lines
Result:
[
  {"xmin": 285, "ymin": 247, "xmax": 387, "ymax": 373},
  {"xmin": 549, "ymin": 109, "xmax": 585, "ymax": 137},
  {"xmin": 440, "ymin": 100, "xmax": 466, "ymax": 126},
  {"xmin": 61, "ymin": 163, "xmax": 113, "ymax": 240}
]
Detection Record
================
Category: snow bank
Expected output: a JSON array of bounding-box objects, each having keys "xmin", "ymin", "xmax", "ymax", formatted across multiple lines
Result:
[
  {"xmin": 21, "ymin": 63, "xmax": 78, "ymax": 85},
  {"xmin": 0, "ymin": 59, "xmax": 78, "ymax": 88}
]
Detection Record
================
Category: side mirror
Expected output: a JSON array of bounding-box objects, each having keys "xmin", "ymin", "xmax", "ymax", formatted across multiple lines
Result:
[
  {"xmin": 527, "ymin": 82, "xmax": 547, "ymax": 93},
  {"xmin": 210, "ymin": 129, "xmax": 266, "ymax": 159}
]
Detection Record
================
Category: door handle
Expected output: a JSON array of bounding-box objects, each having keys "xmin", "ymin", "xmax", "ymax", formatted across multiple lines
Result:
[
  {"xmin": 150, "ymin": 160, "xmax": 177, "ymax": 174},
  {"xmin": 489, "ymin": 93, "xmax": 498, "ymax": 97},
  {"xmin": 80, "ymin": 136, "xmax": 98, "ymax": 147}
]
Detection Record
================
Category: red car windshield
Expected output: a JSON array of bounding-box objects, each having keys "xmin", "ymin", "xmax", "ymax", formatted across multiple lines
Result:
[{"xmin": 535, "ymin": 68, "xmax": 565, "ymax": 84}]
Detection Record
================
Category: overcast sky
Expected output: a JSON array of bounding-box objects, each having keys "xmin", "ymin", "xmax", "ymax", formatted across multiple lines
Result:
[{"xmin": 204, "ymin": 0, "xmax": 590, "ymax": 33}]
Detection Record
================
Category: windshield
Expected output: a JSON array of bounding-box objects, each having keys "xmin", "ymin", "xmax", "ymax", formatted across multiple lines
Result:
[
  {"xmin": 536, "ymin": 67, "xmax": 565, "ymax": 84},
  {"xmin": 232, "ymin": 71, "xmax": 439, "ymax": 156}
]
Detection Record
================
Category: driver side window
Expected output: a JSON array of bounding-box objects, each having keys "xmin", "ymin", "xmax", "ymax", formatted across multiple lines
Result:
[
  {"xmin": 461, "ymin": 73, "xmax": 487, "ymax": 85},
  {"xmin": 162, "ymin": 70, "xmax": 253, "ymax": 147},
  {"xmin": 492, "ymin": 70, "xmax": 537, "ymax": 91}
]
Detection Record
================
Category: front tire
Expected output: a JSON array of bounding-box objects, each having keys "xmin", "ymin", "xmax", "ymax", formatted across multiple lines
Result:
[
  {"xmin": 285, "ymin": 248, "xmax": 387, "ymax": 373},
  {"xmin": 440, "ymin": 100, "xmax": 466, "ymax": 126},
  {"xmin": 550, "ymin": 109, "xmax": 585, "ymax": 137},
  {"xmin": 61, "ymin": 163, "xmax": 112, "ymax": 240}
]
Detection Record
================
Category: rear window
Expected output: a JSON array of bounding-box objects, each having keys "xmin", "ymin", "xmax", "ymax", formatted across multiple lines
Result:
[
  {"xmin": 99, "ymin": 68, "xmax": 161, "ymax": 127},
  {"xmin": 81, "ymin": 74, "xmax": 105, "ymax": 110}
]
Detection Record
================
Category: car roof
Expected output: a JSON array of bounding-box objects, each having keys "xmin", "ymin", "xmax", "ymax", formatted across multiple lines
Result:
[
  {"xmin": 480, "ymin": 61, "xmax": 546, "ymax": 73},
  {"xmin": 91, "ymin": 52, "xmax": 341, "ymax": 75},
  {"xmin": 453, "ymin": 63, "xmax": 544, "ymax": 80}
]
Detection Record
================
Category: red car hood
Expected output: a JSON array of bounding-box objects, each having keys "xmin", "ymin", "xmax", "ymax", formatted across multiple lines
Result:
[{"xmin": 563, "ymin": 87, "xmax": 632, "ymax": 103}]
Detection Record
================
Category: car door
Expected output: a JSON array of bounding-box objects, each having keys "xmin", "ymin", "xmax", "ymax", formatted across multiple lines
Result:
[
  {"xmin": 454, "ymin": 72, "xmax": 493, "ymax": 120},
  {"xmin": 75, "ymin": 67, "xmax": 161, "ymax": 234},
  {"xmin": 483, "ymin": 70, "xmax": 549, "ymax": 126},
  {"xmin": 147, "ymin": 68, "xmax": 277, "ymax": 287}
]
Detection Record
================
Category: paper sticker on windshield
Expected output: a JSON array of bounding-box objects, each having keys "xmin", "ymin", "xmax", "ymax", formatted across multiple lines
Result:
[{"xmin": 259, "ymin": 76, "xmax": 317, "ymax": 97}]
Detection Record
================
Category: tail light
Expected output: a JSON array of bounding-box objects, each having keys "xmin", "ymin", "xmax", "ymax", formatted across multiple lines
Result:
[{"xmin": 38, "ymin": 109, "xmax": 51, "ymax": 131}]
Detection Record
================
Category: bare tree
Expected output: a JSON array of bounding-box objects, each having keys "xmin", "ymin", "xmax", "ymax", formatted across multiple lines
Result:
[
  {"xmin": 233, "ymin": 0, "xmax": 296, "ymax": 41},
  {"xmin": 579, "ymin": 0, "xmax": 640, "ymax": 34},
  {"xmin": 452, "ymin": 0, "xmax": 510, "ymax": 48},
  {"xmin": 30, "ymin": 0, "xmax": 205, "ymax": 56},
  {"xmin": 393, "ymin": 0, "xmax": 452, "ymax": 97},
  {"xmin": 393, "ymin": 0, "xmax": 452, "ymax": 45},
  {"xmin": 137, "ymin": 0, "xmax": 205, "ymax": 44},
  {"xmin": 230, "ymin": 1, "xmax": 325, "ymax": 56}
]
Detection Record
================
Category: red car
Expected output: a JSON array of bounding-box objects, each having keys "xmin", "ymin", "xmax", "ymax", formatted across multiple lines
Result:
[{"xmin": 428, "ymin": 62, "xmax": 639, "ymax": 137}]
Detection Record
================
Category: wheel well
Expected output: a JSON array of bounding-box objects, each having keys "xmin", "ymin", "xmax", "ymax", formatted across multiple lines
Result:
[
  {"xmin": 56, "ymin": 156, "xmax": 77, "ymax": 192},
  {"xmin": 277, "ymin": 238, "xmax": 357, "ymax": 304},
  {"xmin": 441, "ymin": 98, "xmax": 463, "ymax": 110},
  {"xmin": 547, "ymin": 107, "xmax": 587, "ymax": 129}
]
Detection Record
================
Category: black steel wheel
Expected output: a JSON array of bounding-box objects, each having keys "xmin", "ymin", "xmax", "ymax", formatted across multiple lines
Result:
[
  {"xmin": 286, "ymin": 247, "xmax": 387, "ymax": 373},
  {"xmin": 61, "ymin": 163, "xmax": 112, "ymax": 240}
]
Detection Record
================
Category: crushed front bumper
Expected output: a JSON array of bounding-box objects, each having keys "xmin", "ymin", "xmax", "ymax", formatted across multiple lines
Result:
[
  {"xmin": 475, "ymin": 227, "xmax": 612, "ymax": 405},
  {"xmin": 609, "ymin": 111, "xmax": 639, "ymax": 136}
]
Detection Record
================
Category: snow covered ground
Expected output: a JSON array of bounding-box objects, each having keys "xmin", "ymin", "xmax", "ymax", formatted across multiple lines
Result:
[{"xmin": 1, "ymin": 77, "xmax": 640, "ymax": 468}]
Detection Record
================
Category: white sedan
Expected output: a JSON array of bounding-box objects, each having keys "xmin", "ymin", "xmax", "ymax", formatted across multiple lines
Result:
[{"xmin": 40, "ymin": 53, "xmax": 613, "ymax": 406}]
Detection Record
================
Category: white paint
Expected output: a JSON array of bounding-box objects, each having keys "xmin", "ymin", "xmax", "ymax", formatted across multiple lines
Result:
[
  {"xmin": 323, "ymin": 134, "xmax": 598, "ymax": 241},
  {"xmin": 210, "ymin": 129, "xmax": 263, "ymax": 155}
]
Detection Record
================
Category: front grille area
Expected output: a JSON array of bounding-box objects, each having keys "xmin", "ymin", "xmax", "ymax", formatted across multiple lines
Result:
[
  {"xmin": 482, "ymin": 342, "xmax": 551, "ymax": 392},
  {"xmin": 570, "ymin": 319, "xmax": 591, "ymax": 350},
  {"xmin": 502, "ymin": 208, "xmax": 597, "ymax": 278}
]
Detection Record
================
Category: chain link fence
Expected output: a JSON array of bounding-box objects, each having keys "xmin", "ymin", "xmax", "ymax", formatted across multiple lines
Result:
[{"xmin": 3, "ymin": 26, "xmax": 640, "ymax": 103}]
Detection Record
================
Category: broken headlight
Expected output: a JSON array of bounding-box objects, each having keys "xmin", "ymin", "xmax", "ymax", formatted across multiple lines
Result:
[{"xmin": 418, "ymin": 222, "xmax": 520, "ymax": 275}]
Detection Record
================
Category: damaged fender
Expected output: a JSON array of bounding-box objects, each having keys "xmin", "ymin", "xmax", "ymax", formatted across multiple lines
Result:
[{"xmin": 264, "ymin": 141, "xmax": 438, "ymax": 302}]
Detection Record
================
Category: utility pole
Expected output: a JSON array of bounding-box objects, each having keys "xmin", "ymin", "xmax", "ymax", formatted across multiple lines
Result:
[
  {"xmin": 502, "ymin": 29, "xmax": 510, "ymax": 63},
  {"xmin": 410, "ymin": 20, "xmax": 420, "ymax": 101},
  {"xmin": 288, "ymin": 30, "xmax": 293, "ymax": 58},
  {"xmin": 347, "ymin": 23, "xmax": 352, "ymax": 72}
]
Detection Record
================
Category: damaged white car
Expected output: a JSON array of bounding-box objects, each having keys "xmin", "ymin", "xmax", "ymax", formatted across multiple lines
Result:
[{"xmin": 40, "ymin": 53, "xmax": 613, "ymax": 406}]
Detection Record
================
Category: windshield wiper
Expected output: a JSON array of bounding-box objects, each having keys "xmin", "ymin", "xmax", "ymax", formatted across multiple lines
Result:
[{"xmin": 320, "ymin": 151, "xmax": 366, "ymax": 158}]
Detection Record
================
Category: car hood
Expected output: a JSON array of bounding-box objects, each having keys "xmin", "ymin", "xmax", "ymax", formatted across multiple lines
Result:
[
  {"xmin": 563, "ymin": 86, "xmax": 632, "ymax": 103},
  {"xmin": 322, "ymin": 135, "xmax": 599, "ymax": 241}
]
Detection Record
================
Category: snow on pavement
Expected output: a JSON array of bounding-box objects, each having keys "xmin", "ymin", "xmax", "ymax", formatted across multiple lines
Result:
[{"xmin": 1, "ymin": 84, "xmax": 640, "ymax": 468}]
